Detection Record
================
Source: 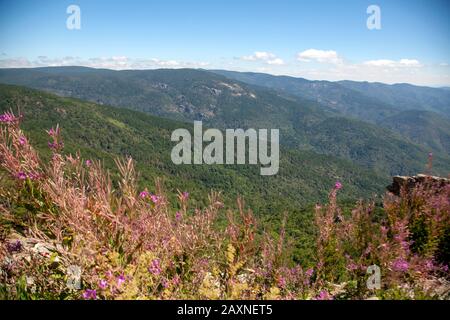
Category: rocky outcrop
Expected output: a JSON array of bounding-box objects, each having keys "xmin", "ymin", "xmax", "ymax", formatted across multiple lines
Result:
[{"xmin": 387, "ymin": 174, "xmax": 450, "ymax": 196}]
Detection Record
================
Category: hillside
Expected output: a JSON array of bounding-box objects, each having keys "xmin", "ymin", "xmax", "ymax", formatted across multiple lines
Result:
[
  {"xmin": 380, "ymin": 110, "xmax": 450, "ymax": 156},
  {"xmin": 2, "ymin": 110, "xmax": 448, "ymax": 300},
  {"xmin": 213, "ymin": 70, "xmax": 450, "ymax": 121},
  {"xmin": 213, "ymin": 69, "xmax": 450, "ymax": 161},
  {"xmin": 1, "ymin": 67, "xmax": 448, "ymax": 177},
  {"xmin": 338, "ymin": 80, "xmax": 450, "ymax": 117},
  {"xmin": 212, "ymin": 70, "xmax": 399, "ymax": 122},
  {"xmin": 0, "ymin": 84, "xmax": 389, "ymax": 215}
]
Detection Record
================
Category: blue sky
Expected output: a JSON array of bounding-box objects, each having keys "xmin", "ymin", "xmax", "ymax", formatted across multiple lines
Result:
[{"xmin": 0, "ymin": 0, "xmax": 449, "ymax": 85}]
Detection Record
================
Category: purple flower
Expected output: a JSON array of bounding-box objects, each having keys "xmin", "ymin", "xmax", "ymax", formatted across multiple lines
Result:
[
  {"xmin": 181, "ymin": 191, "xmax": 189, "ymax": 200},
  {"xmin": 85, "ymin": 160, "xmax": 92, "ymax": 167},
  {"xmin": 98, "ymin": 279, "xmax": 108, "ymax": 290},
  {"xmin": 47, "ymin": 127, "xmax": 58, "ymax": 136},
  {"xmin": 148, "ymin": 259, "xmax": 162, "ymax": 275},
  {"xmin": 392, "ymin": 259, "xmax": 409, "ymax": 272},
  {"xmin": 139, "ymin": 190, "xmax": 149, "ymax": 199},
  {"xmin": 424, "ymin": 260, "xmax": 434, "ymax": 271},
  {"xmin": 305, "ymin": 268, "xmax": 314, "ymax": 278},
  {"xmin": 0, "ymin": 114, "xmax": 11, "ymax": 122},
  {"xmin": 0, "ymin": 113, "xmax": 18, "ymax": 124},
  {"xmin": 82, "ymin": 289, "xmax": 97, "ymax": 300},
  {"xmin": 6, "ymin": 240, "xmax": 22, "ymax": 253},
  {"xmin": 172, "ymin": 275, "xmax": 181, "ymax": 286},
  {"xmin": 150, "ymin": 194, "xmax": 161, "ymax": 204},
  {"xmin": 19, "ymin": 136, "xmax": 26, "ymax": 145},
  {"xmin": 277, "ymin": 276, "xmax": 286, "ymax": 288},
  {"xmin": 400, "ymin": 241, "xmax": 410, "ymax": 251},
  {"xmin": 314, "ymin": 290, "xmax": 332, "ymax": 300},
  {"xmin": 16, "ymin": 172, "xmax": 27, "ymax": 180},
  {"xmin": 117, "ymin": 274, "xmax": 126, "ymax": 286},
  {"xmin": 334, "ymin": 181, "xmax": 343, "ymax": 190},
  {"xmin": 347, "ymin": 262, "xmax": 358, "ymax": 271},
  {"xmin": 175, "ymin": 211, "xmax": 182, "ymax": 221}
]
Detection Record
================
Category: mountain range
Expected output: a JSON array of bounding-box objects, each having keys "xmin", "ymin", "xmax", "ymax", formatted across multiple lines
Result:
[
  {"xmin": 0, "ymin": 83, "xmax": 387, "ymax": 217},
  {"xmin": 0, "ymin": 67, "xmax": 448, "ymax": 179}
]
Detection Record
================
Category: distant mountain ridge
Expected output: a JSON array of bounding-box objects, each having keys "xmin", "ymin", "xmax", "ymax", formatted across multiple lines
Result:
[
  {"xmin": 212, "ymin": 69, "xmax": 450, "ymax": 157},
  {"xmin": 0, "ymin": 67, "xmax": 449, "ymax": 177},
  {"xmin": 212, "ymin": 70, "xmax": 450, "ymax": 120}
]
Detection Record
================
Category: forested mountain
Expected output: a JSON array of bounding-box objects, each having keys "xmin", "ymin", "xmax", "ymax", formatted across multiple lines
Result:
[
  {"xmin": 1, "ymin": 67, "xmax": 448, "ymax": 177},
  {"xmin": 213, "ymin": 70, "xmax": 450, "ymax": 120},
  {"xmin": 380, "ymin": 110, "xmax": 450, "ymax": 156},
  {"xmin": 0, "ymin": 84, "xmax": 390, "ymax": 215},
  {"xmin": 212, "ymin": 70, "xmax": 450, "ymax": 158}
]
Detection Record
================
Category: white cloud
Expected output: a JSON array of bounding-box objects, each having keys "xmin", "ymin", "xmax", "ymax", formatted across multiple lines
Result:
[
  {"xmin": 399, "ymin": 59, "xmax": 421, "ymax": 67},
  {"xmin": 149, "ymin": 58, "xmax": 180, "ymax": 67},
  {"xmin": 241, "ymin": 51, "xmax": 284, "ymax": 65},
  {"xmin": 266, "ymin": 58, "xmax": 284, "ymax": 65},
  {"xmin": 242, "ymin": 51, "xmax": 275, "ymax": 61},
  {"xmin": 0, "ymin": 56, "xmax": 210, "ymax": 70},
  {"xmin": 363, "ymin": 59, "xmax": 396, "ymax": 67},
  {"xmin": 0, "ymin": 57, "xmax": 33, "ymax": 68},
  {"xmin": 297, "ymin": 49, "xmax": 343, "ymax": 64},
  {"xmin": 364, "ymin": 58, "xmax": 422, "ymax": 68}
]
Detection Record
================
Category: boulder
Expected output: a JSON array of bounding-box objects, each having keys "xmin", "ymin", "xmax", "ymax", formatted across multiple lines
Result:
[{"xmin": 387, "ymin": 174, "xmax": 450, "ymax": 196}]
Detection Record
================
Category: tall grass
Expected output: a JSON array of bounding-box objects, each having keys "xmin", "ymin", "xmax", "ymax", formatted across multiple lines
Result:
[{"xmin": 0, "ymin": 113, "xmax": 448, "ymax": 300}]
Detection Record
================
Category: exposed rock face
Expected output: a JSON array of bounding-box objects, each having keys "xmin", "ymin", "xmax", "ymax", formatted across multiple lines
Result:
[{"xmin": 387, "ymin": 174, "xmax": 450, "ymax": 196}]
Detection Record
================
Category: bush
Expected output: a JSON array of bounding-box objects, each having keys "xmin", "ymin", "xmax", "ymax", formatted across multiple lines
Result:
[{"xmin": 0, "ymin": 113, "xmax": 448, "ymax": 300}]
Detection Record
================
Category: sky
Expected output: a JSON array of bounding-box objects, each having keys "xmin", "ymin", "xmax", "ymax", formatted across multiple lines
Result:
[{"xmin": 0, "ymin": 0, "xmax": 449, "ymax": 86}]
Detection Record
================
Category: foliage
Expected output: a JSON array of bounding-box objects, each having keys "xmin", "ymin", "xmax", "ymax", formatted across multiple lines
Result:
[
  {"xmin": 1, "ymin": 68, "xmax": 449, "ymax": 176},
  {"xmin": 1, "ymin": 115, "xmax": 448, "ymax": 300}
]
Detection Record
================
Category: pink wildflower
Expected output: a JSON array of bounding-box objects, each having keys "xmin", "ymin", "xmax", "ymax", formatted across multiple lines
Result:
[
  {"xmin": 139, "ymin": 190, "xmax": 149, "ymax": 199},
  {"xmin": 277, "ymin": 276, "xmax": 286, "ymax": 288},
  {"xmin": 149, "ymin": 259, "xmax": 162, "ymax": 275},
  {"xmin": 314, "ymin": 290, "xmax": 332, "ymax": 300},
  {"xmin": 172, "ymin": 275, "xmax": 181, "ymax": 286},
  {"xmin": 47, "ymin": 127, "xmax": 58, "ymax": 136},
  {"xmin": 117, "ymin": 274, "xmax": 126, "ymax": 286},
  {"xmin": 98, "ymin": 279, "xmax": 108, "ymax": 290},
  {"xmin": 347, "ymin": 262, "xmax": 358, "ymax": 271},
  {"xmin": 334, "ymin": 181, "xmax": 343, "ymax": 190},
  {"xmin": 392, "ymin": 259, "xmax": 409, "ymax": 272},
  {"xmin": 150, "ymin": 194, "xmax": 161, "ymax": 204},
  {"xmin": 19, "ymin": 136, "xmax": 26, "ymax": 145},
  {"xmin": 82, "ymin": 289, "xmax": 97, "ymax": 300},
  {"xmin": 0, "ymin": 112, "xmax": 20, "ymax": 124},
  {"xmin": 16, "ymin": 172, "xmax": 27, "ymax": 180},
  {"xmin": 181, "ymin": 191, "xmax": 189, "ymax": 200}
]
